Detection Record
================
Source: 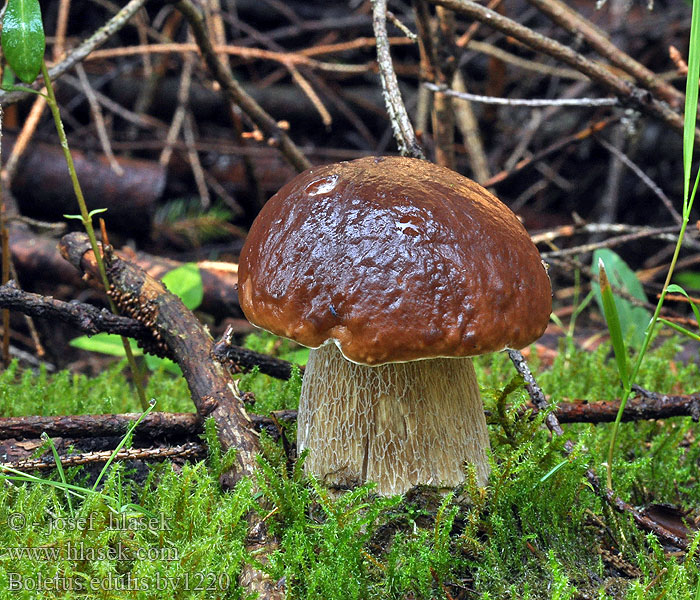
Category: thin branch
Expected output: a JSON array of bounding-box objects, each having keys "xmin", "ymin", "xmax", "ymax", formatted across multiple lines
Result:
[
  {"xmin": 61, "ymin": 74, "xmax": 167, "ymax": 131},
  {"xmin": 1, "ymin": 443, "xmax": 205, "ymax": 472},
  {"xmin": 372, "ymin": 0, "xmax": 425, "ymax": 159},
  {"xmin": 452, "ymin": 71, "xmax": 490, "ymax": 183},
  {"xmin": 539, "ymin": 225, "xmax": 700, "ymax": 259},
  {"xmin": 508, "ymin": 349, "xmax": 564, "ymax": 436},
  {"xmin": 0, "ymin": 280, "xmax": 153, "ymax": 340},
  {"xmin": 466, "ymin": 40, "xmax": 588, "ymax": 81},
  {"xmin": 87, "ymin": 43, "xmax": 369, "ymax": 74},
  {"xmin": 595, "ymin": 135, "xmax": 683, "ymax": 225},
  {"xmin": 482, "ymin": 116, "xmax": 619, "ymax": 187},
  {"xmin": 76, "ymin": 63, "xmax": 124, "ymax": 175},
  {"xmin": 424, "ymin": 82, "xmax": 619, "ymax": 107},
  {"xmin": 159, "ymin": 47, "xmax": 195, "ymax": 167}
]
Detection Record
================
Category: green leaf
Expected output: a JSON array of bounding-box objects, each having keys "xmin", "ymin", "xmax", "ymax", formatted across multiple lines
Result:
[
  {"xmin": 598, "ymin": 259, "xmax": 630, "ymax": 389},
  {"xmin": 1, "ymin": 0, "xmax": 45, "ymax": 83},
  {"xmin": 162, "ymin": 263, "xmax": 203, "ymax": 310},
  {"xmin": 69, "ymin": 333, "xmax": 141, "ymax": 357},
  {"xmin": 592, "ymin": 249, "xmax": 650, "ymax": 347},
  {"xmin": 63, "ymin": 208, "xmax": 107, "ymax": 223},
  {"xmin": 666, "ymin": 283, "xmax": 700, "ymax": 329},
  {"xmin": 144, "ymin": 354, "xmax": 182, "ymax": 375}
]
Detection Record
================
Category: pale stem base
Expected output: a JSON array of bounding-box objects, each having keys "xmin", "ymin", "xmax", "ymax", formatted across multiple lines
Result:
[{"xmin": 298, "ymin": 343, "xmax": 490, "ymax": 496}]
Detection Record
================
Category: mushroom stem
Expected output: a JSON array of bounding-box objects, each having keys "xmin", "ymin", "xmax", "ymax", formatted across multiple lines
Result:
[{"xmin": 298, "ymin": 342, "xmax": 490, "ymax": 496}]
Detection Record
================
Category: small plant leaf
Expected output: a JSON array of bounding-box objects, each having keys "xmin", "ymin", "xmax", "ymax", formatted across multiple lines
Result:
[
  {"xmin": 666, "ymin": 283, "xmax": 700, "ymax": 327},
  {"xmin": 674, "ymin": 271, "xmax": 700, "ymax": 291},
  {"xmin": 162, "ymin": 263, "xmax": 203, "ymax": 310},
  {"xmin": 1, "ymin": 0, "xmax": 45, "ymax": 83},
  {"xmin": 69, "ymin": 333, "xmax": 141, "ymax": 357},
  {"xmin": 63, "ymin": 208, "xmax": 107, "ymax": 223},
  {"xmin": 598, "ymin": 259, "xmax": 630, "ymax": 389}
]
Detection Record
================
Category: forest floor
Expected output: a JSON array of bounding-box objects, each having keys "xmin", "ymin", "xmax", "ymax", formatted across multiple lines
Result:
[{"xmin": 1, "ymin": 330, "xmax": 699, "ymax": 600}]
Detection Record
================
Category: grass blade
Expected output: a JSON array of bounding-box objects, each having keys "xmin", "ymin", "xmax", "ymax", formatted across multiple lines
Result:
[
  {"xmin": 684, "ymin": 0, "xmax": 700, "ymax": 208},
  {"xmin": 41, "ymin": 432, "xmax": 74, "ymax": 516},
  {"xmin": 598, "ymin": 259, "xmax": 629, "ymax": 389}
]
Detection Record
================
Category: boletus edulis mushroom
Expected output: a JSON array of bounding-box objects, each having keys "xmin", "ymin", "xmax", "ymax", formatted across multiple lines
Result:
[{"xmin": 238, "ymin": 156, "xmax": 551, "ymax": 496}]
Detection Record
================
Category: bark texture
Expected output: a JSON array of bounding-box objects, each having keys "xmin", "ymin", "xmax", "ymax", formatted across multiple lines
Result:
[{"xmin": 298, "ymin": 343, "xmax": 490, "ymax": 495}]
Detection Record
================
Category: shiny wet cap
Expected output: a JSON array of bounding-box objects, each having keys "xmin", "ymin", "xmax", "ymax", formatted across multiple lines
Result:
[{"xmin": 238, "ymin": 156, "xmax": 551, "ymax": 365}]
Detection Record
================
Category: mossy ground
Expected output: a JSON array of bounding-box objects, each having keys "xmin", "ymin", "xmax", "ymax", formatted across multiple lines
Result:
[{"xmin": 0, "ymin": 334, "xmax": 699, "ymax": 599}]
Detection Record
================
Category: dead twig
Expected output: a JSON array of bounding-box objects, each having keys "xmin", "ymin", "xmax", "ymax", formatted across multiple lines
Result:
[
  {"xmin": 482, "ymin": 116, "xmax": 618, "ymax": 187},
  {"xmin": 595, "ymin": 135, "xmax": 683, "ymax": 225},
  {"xmin": 539, "ymin": 225, "xmax": 700, "ymax": 259},
  {"xmin": 0, "ymin": 280, "xmax": 153, "ymax": 340},
  {"xmin": 1, "ymin": 443, "xmax": 205, "ymax": 472},
  {"xmin": 424, "ymin": 83, "xmax": 619, "ymax": 107},
  {"xmin": 372, "ymin": 0, "xmax": 425, "ymax": 159}
]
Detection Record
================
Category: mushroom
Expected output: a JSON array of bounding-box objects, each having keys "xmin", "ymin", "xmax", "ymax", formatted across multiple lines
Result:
[{"xmin": 238, "ymin": 156, "xmax": 551, "ymax": 496}]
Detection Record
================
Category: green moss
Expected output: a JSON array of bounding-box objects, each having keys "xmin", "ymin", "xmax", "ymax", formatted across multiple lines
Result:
[
  {"xmin": 1, "ymin": 336, "xmax": 700, "ymax": 598},
  {"xmin": 0, "ymin": 359, "xmax": 194, "ymax": 417}
]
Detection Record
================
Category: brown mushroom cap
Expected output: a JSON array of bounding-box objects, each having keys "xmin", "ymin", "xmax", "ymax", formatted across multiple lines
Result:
[{"xmin": 238, "ymin": 156, "xmax": 551, "ymax": 366}]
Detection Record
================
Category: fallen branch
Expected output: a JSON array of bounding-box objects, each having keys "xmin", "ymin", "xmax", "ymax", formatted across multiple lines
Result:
[
  {"xmin": 57, "ymin": 231, "xmax": 281, "ymax": 598},
  {"xmin": 0, "ymin": 411, "xmax": 296, "ymax": 442},
  {"xmin": 541, "ymin": 391, "xmax": 700, "ymax": 423},
  {"xmin": 58, "ymin": 232, "xmax": 258, "ymax": 486}
]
